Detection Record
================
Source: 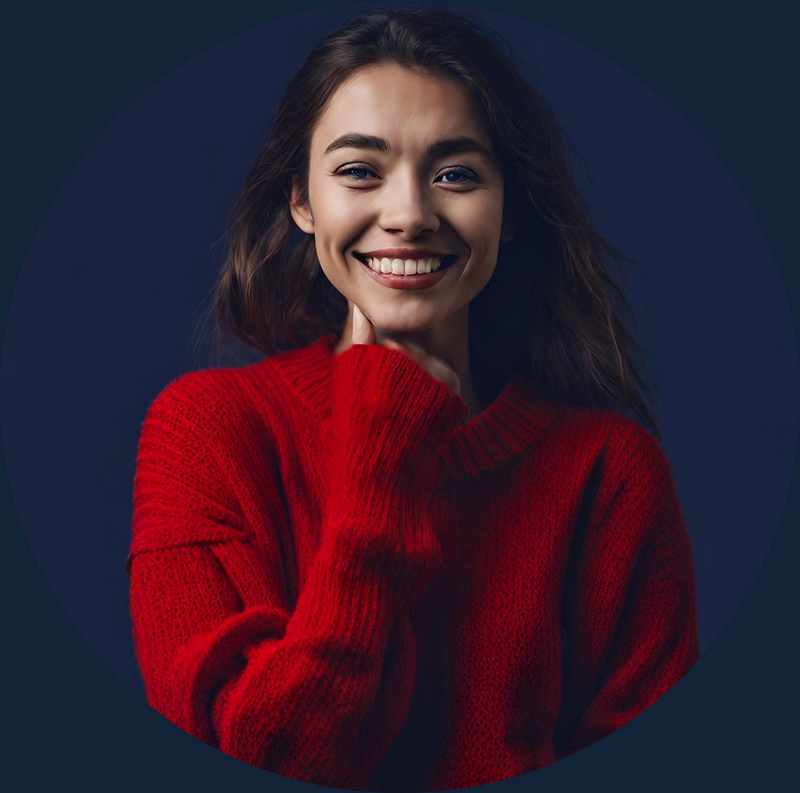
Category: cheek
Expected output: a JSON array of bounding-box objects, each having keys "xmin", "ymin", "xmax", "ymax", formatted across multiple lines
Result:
[
  {"xmin": 313, "ymin": 187, "xmax": 371, "ymax": 253},
  {"xmin": 458, "ymin": 196, "xmax": 504, "ymax": 253},
  {"xmin": 463, "ymin": 220, "xmax": 501, "ymax": 269}
]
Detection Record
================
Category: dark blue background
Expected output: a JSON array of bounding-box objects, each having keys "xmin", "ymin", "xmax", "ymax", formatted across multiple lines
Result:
[{"xmin": 3, "ymin": 1, "xmax": 797, "ymax": 790}]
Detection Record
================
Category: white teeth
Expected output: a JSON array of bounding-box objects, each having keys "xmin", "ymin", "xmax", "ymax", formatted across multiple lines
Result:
[{"xmin": 366, "ymin": 257, "xmax": 446, "ymax": 275}]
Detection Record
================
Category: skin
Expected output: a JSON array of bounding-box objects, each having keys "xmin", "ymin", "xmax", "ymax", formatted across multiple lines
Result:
[{"xmin": 289, "ymin": 63, "xmax": 514, "ymax": 420}]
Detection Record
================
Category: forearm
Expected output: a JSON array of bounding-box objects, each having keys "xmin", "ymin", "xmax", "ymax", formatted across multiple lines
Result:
[
  {"xmin": 130, "ymin": 342, "xmax": 467, "ymax": 786},
  {"xmin": 131, "ymin": 496, "xmax": 440, "ymax": 788}
]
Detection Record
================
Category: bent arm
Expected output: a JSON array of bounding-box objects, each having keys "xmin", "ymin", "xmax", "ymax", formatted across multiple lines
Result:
[
  {"xmin": 130, "ymin": 536, "xmax": 420, "ymax": 787},
  {"xmin": 128, "ymin": 346, "xmax": 467, "ymax": 789}
]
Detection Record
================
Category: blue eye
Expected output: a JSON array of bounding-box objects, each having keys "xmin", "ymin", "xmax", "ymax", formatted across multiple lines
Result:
[
  {"xmin": 438, "ymin": 169, "xmax": 474, "ymax": 184},
  {"xmin": 340, "ymin": 166, "xmax": 377, "ymax": 179}
]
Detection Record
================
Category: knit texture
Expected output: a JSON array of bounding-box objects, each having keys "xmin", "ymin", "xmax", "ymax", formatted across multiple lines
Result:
[{"xmin": 128, "ymin": 335, "xmax": 699, "ymax": 791}]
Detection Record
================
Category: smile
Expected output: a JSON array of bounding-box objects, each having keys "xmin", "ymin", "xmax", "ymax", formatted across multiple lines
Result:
[
  {"xmin": 363, "ymin": 256, "xmax": 446, "ymax": 275},
  {"xmin": 353, "ymin": 252, "xmax": 459, "ymax": 291}
]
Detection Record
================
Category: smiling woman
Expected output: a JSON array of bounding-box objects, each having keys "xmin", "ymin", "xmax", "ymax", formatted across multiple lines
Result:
[
  {"xmin": 288, "ymin": 63, "xmax": 509, "ymax": 418},
  {"xmin": 127, "ymin": 7, "xmax": 699, "ymax": 791}
]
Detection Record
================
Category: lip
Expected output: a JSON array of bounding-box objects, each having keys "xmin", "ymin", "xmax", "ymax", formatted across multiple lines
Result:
[{"xmin": 356, "ymin": 255, "xmax": 454, "ymax": 290}]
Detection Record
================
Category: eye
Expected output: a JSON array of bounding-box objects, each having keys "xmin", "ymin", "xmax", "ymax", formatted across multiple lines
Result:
[
  {"xmin": 435, "ymin": 168, "xmax": 477, "ymax": 186},
  {"xmin": 336, "ymin": 165, "xmax": 379, "ymax": 181}
]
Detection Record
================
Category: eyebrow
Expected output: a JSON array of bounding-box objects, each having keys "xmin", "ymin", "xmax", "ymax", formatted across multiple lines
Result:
[{"xmin": 323, "ymin": 133, "xmax": 493, "ymax": 160}]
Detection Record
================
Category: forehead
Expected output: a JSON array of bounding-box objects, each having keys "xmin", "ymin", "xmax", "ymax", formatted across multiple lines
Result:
[{"xmin": 311, "ymin": 63, "xmax": 492, "ymax": 153}]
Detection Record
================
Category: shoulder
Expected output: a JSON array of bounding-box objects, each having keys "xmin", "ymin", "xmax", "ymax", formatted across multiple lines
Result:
[
  {"xmin": 148, "ymin": 367, "xmax": 239, "ymax": 413},
  {"xmin": 143, "ymin": 366, "xmax": 251, "ymax": 436},
  {"xmin": 574, "ymin": 406, "xmax": 683, "ymax": 535},
  {"xmin": 140, "ymin": 353, "xmax": 301, "ymax": 448},
  {"xmin": 146, "ymin": 335, "xmax": 336, "ymax": 428},
  {"xmin": 543, "ymin": 405, "xmax": 687, "ymax": 560},
  {"xmin": 551, "ymin": 401, "xmax": 672, "ymax": 487}
]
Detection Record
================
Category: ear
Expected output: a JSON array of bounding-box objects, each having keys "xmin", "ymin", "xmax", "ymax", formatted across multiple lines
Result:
[
  {"xmin": 500, "ymin": 215, "xmax": 516, "ymax": 244},
  {"xmin": 500, "ymin": 192, "xmax": 517, "ymax": 243},
  {"xmin": 288, "ymin": 179, "xmax": 315, "ymax": 234}
]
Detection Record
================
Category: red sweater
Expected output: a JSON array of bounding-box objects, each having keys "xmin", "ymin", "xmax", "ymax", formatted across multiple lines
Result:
[{"xmin": 128, "ymin": 335, "xmax": 699, "ymax": 791}]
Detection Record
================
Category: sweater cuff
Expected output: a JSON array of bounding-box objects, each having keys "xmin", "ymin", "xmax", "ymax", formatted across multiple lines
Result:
[{"xmin": 326, "ymin": 343, "xmax": 468, "ymax": 519}]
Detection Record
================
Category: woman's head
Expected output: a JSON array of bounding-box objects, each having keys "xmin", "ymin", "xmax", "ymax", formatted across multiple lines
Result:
[
  {"xmin": 217, "ymin": 7, "xmax": 528, "ymax": 342},
  {"xmin": 214, "ymin": 6, "xmax": 660, "ymax": 436},
  {"xmin": 289, "ymin": 62, "xmax": 508, "ymax": 339}
]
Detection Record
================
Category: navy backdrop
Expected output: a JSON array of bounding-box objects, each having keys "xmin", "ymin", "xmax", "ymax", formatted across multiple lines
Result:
[{"xmin": 2, "ymin": 0, "xmax": 798, "ymax": 789}]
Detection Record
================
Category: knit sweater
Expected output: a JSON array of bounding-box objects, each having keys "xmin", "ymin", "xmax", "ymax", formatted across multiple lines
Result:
[{"xmin": 128, "ymin": 334, "xmax": 699, "ymax": 791}]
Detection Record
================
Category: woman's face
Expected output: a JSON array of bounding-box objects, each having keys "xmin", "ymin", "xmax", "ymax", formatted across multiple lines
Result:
[{"xmin": 290, "ymin": 63, "xmax": 507, "ymax": 336}]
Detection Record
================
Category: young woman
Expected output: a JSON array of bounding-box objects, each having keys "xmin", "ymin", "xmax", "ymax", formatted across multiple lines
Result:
[{"xmin": 127, "ymin": 7, "xmax": 699, "ymax": 791}]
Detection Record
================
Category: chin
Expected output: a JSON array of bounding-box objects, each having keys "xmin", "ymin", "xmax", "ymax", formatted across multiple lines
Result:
[{"xmin": 366, "ymin": 313, "xmax": 435, "ymax": 336}]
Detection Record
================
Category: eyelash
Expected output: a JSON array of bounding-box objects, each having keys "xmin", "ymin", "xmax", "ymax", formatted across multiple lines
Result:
[{"xmin": 335, "ymin": 165, "xmax": 478, "ymax": 185}]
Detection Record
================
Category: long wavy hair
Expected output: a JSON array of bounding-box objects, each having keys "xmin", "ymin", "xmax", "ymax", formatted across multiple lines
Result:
[{"xmin": 212, "ymin": 6, "xmax": 661, "ymax": 437}]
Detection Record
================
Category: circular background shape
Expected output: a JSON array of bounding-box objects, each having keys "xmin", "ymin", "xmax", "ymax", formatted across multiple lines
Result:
[{"xmin": 2, "ymin": 0, "xmax": 798, "ymax": 780}]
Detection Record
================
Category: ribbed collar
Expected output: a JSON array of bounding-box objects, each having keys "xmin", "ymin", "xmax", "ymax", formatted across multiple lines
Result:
[{"xmin": 267, "ymin": 334, "xmax": 561, "ymax": 482}]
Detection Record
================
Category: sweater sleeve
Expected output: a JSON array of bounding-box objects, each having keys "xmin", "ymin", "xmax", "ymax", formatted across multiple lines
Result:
[
  {"xmin": 553, "ymin": 419, "xmax": 700, "ymax": 758},
  {"xmin": 128, "ymin": 344, "xmax": 468, "ymax": 789}
]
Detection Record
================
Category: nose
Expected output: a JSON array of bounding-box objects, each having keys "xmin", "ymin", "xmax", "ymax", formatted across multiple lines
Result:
[{"xmin": 378, "ymin": 171, "xmax": 439, "ymax": 239}]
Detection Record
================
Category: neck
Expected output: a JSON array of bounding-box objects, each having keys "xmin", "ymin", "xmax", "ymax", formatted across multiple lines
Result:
[{"xmin": 335, "ymin": 303, "xmax": 483, "ymax": 421}]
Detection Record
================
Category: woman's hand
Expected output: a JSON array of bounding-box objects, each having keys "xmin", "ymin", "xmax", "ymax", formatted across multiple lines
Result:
[{"xmin": 351, "ymin": 305, "xmax": 461, "ymax": 398}]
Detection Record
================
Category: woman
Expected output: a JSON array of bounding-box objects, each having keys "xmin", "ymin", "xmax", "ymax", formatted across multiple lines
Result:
[{"xmin": 127, "ymin": 7, "xmax": 699, "ymax": 791}]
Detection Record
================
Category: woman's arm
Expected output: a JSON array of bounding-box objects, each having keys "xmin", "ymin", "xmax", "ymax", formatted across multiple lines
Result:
[
  {"xmin": 553, "ymin": 420, "xmax": 700, "ymax": 758},
  {"xmin": 128, "ymin": 344, "xmax": 468, "ymax": 789}
]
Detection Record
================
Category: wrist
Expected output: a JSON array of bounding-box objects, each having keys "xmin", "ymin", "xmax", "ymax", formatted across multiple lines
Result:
[{"xmin": 328, "ymin": 343, "xmax": 468, "ymax": 478}]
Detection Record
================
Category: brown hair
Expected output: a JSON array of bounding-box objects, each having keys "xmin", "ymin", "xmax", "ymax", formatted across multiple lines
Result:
[{"xmin": 212, "ymin": 6, "xmax": 661, "ymax": 437}]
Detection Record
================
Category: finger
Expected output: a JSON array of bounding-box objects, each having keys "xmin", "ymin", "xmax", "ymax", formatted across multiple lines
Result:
[
  {"xmin": 383, "ymin": 339, "xmax": 420, "ymax": 362},
  {"xmin": 416, "ymin": 351, "xmax": 461, "ymax": 395},
  {"xmin": 383, "ymin": 342, "xmax": 461, "ymax": 396},
  {"xmin": 352, "ymin": 304, "xmax": 376, "ymax": 345},
  {"xmin": 429, "ymin": 359, "xmax": 462, "ymax": 395}
]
